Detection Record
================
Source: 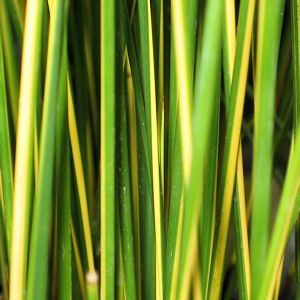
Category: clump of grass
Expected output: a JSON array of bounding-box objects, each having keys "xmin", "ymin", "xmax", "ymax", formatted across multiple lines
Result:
[{"xmin": 0, "ymin": 0, "xmax": 300, "ymax": 299}]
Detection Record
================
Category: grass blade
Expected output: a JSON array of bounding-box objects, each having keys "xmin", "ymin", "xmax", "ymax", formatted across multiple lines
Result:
[
  {"xmin": 57, "ymin": 143, "xmax": 72, "ymax": 300},
  {"xmin": 233, "ymin": 148, "xmax": 251, "ymax": 299},
  {"xmin": 170, "ymin": 0, "xmax": 192, "ymax": 183},
  {"xmin": 0, "ymin": 28, "xmax": 13, "ymax": 258},
  {"xmin": 26, "ymin": 0, "xmax": 67, "ymax": 296},
  {"xmin": 115, "ymin": 45, "xmax": 137, "ymax": 300},
  {"xmin": 147, "ymin": 1, "xmax": 164, "ymax": 298},
  {"xmin": 0, "ymin": 192, "xmax": 8, "ymax": 300},
  {"xmin": 251, "ymin": 0, "xmax": 285, "ymax": 296},
  {"xmin": 292, "ymin": 0, "xmax": 300, "ymax": 297},
  {"xmin": 209, "ymin": 0, "xmax": 255, "ymax": 294},
  {"xmin": 71, "ymin": 221, "xmax": 87, "ymax": 300},
  {"xmin": 0, "ymin": 0, "xmax": 19, "ymax": 129},
  {"xmin": 164, "ymin": 52, "xmax": 182, "ymax": 300},
  {"xmin": 273, "ymin": 258, "xmax": 284, "ymax": 299},
  {"xmin": 220, "ymin": 1, "xmax": 251, "ymax": 298},
  {"xmin": 296, "ymin": 217, "xmax": 300, "ymax": 298},
  {"xmin": 257, "ymin": 125, "xmax": 300, "ymax": 298},
  {"xmin": 134, "ymin": 0, "xmax": 159, "ymax": 297},
  {"xmin": 68, "ymin": 80, "xmax": 95, "ymax": 272},
  {"xmin": 100, "ymin": 0, "xmax": 116, "ymax": 297},
  {"xmin": 177, "ymin": 0, "xmax": 223, "ymax": 297},
  {"xmin": 9, "ymin": 0, "xmax": 44, "ymax": 295},
  {"xmin": 55, "ymin": 30, "xmax": 71, "ymax": 300},
  {"xmin": 200, "ymin": 67, "xmax": 220, "ymax": 300}
]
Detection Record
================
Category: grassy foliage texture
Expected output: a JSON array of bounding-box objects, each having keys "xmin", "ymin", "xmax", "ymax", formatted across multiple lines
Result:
[{"xmin": 0, "ymin": 0, "xmax": 300, "ymax": 299}]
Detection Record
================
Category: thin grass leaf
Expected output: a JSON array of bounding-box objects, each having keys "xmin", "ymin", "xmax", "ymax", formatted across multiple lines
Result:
[
  {"xmin": 220, "ymin": 2, "xmax": 251, "ymax": 298},
  {"xmin": 273, "ymin": 258, "xmax": 284, "ymax": 299},
  {"xmin": 183, "ymin": 0, "xmax": 200, "ymax": 79},
  {"xmin": 0, "ymin": 193, "xmax": 8, "ymax": 300},
  {"xmin": 257, "ymin": 124, "xmax": 300, "ymax": 298},
  {"xmin": 57, "ymin": 143, "xmax": 72, "ymax": 300},
  {"xmin": 167, "ymin": 2, "xmax": 200, "ymax": 296},
  {"xmin": 192, "ymin": 242, "xmax": 202, "ymax": 300},
  {"xmin": 147, "ymin": 1, "xmax": 164, "ymax": 297},
  {"xmin": 296, "ymin": 218, "xmax": 300, "ymax": 298},
  {"xmin": 164, "ymin": 26, "xmax": 182, "ymax": 300},
  {"xmin": 83, "ymin": 0, "xmax": 99, "ymax": 156},
  {"xmin": 177, "ymin": 0, "xmax": 223, "ymax": 297},
  {"xmin": 120, "ymin": 0, "xmax": 152, "ymax": 186},
  {"xmin": 0, "ymin": 28, "xmax": 13, "ymax": 259},
  {"xmin": 136, "ymin": 119, "xmax": 156, "ymax": 299},
  {"xmin": 170, "ymin": 0, "xmax": 192, "ymax": 183},
  {"xmin": 100, "ymin": 0, "xmax": 116, "ymax": 297},
  {"xmin": 200, "ymin": 68, "xmax": 220, "ymax": 300},
  {"xmin": 6, "ymin": 0, "xmax": 23, "ymax": 42},
  {"xmin": 115, "ymin": 232, "xmax": 124, "ymax": 300},
  {"xmin": 71, "ymin": 221, "xmax": 87, "ymax": 300},
  {"xmin": 26, "ymin": 0, "xmax": 67, "ymax": 296},
  {"xmin": 86, "ymin": 121, "xmax": 96, "ymax": 221},
  {"xmin": 0, "ymin": 0, "xmax": 19, "ymax": 130},
  {"xmin": 68, "ymin": 80, "xmax": 95, "ymax": 272},
  {"xmin": 169, "ymin": 0, "xmax": 194, "ymax": 298},
  {"xmin": 223, "ymin": 0, "xmax": 237, "ymax": 105},
  {"xmin": 291, "ymin": 0, "xmax": 300, "ymax": 297},
  {"xmin": 125, "ymin": 56, "xmax": 141, "ymax": 298},
  {"xmin": 169, "ymin": 198, "xmax": 183, "ymax": 300},
  {"xmin": 209, "ymin": 0, "xmax": 255, "ymax": 294},
  {"xmin": 9, "ymin": 0, "xmax": 44, "ymax": 295},
  {"xmin": 157, "ymin": 0, "xmax": 164, "ymax": 201},
  {"xmin": 120, "ymin": 1, "xmax": 152, "ymax": 184},
  {"xmin": 251, "ymin": 0, "xmax": 285, "ymax": 297},
  {"xmin": 292, "ymin": 0, "xmax": 300, "ymax": 125},
  {"xmin": 115, "ymin": 37, "xmax": 137, "ymax": 299},
  {"xmin": 233, "ymin": 148, "xmax": 251, "ymax": 300},
  {"xmin": 55, "ymin": 32, "xmax": 72, "ymax": 300},
  {"xmin": 132, "ymin": 0, "xmax": 158, "ymax": 297}
]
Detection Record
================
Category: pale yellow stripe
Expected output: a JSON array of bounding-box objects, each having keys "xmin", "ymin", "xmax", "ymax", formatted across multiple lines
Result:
[
  {"xmin": 158, "ymin": 0, "xmax": 164, "ymax": 198},
  {"xmin": 237, "ymin": 145, "xmax": 251, "ymax": 299},
  {"xmin": 160, "ymin": 104, "xmax": 165, "ymax": 200},
  {"xmin": 171, "ymin": 0, "xmax": 192, "ymax": 184},
  {"xmin": 225, "ymin": 0, "xmax": 237, "ymax": 75},
  {"xmin": 210, "ymin": 0, "xmax": 255, "ymax": 298},
  {"xmin": 147, "ymin": 1, "xmax": 163, "ymax": 298},
  {"xmin": 10, "ymin": 0, "xmax": 40, "ymax": 295},
  {"xmin": 273, "ymin": 258, "xmax": 283, "ymax": 300},
  {"xmin": 179, "ymin": 222, "xmax": 199, "ymax": 300},
  {"xmin": 68, "ymin": 80, "xmax": 95, "ymax": 272}
]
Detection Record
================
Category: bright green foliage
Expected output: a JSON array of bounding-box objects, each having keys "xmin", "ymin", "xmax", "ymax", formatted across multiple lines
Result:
[{"xmin": 1, "ymin": 0, "xmax": 300, "ymax": 299}]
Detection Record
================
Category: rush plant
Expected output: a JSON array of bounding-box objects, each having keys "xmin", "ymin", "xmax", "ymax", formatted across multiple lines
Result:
[{"xmin": 0, "ymin": 0, "xmax": 300, "ymax": 299}]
